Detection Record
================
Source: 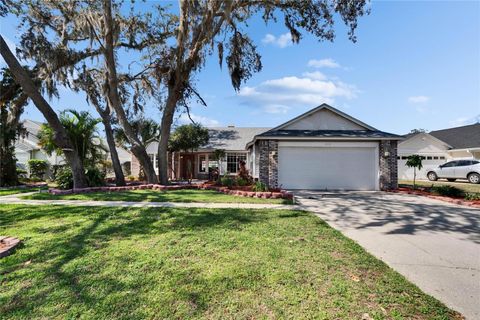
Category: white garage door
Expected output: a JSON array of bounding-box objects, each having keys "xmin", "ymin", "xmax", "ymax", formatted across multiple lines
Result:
[{"xmin": 278, "ymin": 143, "xmax": 378, "ymax": 190}]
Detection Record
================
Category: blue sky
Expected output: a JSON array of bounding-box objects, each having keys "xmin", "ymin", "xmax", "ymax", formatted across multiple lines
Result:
[{"xmin": 1, "ymin": 0, "xmax": 479, "ymax": 134}]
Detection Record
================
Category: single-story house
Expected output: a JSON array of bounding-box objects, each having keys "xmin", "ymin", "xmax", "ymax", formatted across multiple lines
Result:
[
  {"xmin": 134, "ymin": 103, "xmax": 402, "ymax": 190},
  {"xmin": 398, "ymin": 123, "xmax": 480, "ymax": 180}
]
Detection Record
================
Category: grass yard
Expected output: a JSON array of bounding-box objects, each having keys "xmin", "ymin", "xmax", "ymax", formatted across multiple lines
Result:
[
  {"xmin": 0, "ymin": 186, "xmax": 47, "ymax": 197},
  {"xmin": 0, "ymin": 205, "xmax": 459, "ymax": 319},
  {"xmin": 399, "ymin": 179, "xmax": 480, "ymax": 194},
  {"xmin": 22, "ymin": 189, "xmax": 293, "ymax": 204}
]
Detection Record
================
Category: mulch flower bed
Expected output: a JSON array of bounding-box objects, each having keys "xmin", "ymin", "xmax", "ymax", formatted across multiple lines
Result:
[
  {"xmin": 0, "ymin": 236, "xmax": 21, "ymax": 258},
  {"xmin": 389, "ymin": 187, "xmax": 480, "ymax": 208},
  {"xmin": 48, "ymin": 183, "xmax": 294, "ymax": 200}
]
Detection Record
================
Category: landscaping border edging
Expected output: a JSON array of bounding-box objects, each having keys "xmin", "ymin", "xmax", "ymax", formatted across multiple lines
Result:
[
  {"xmin": 0, "ymin": 236, "xmax": 21, "ymax": 258},
  {"xmin": 48, "ymin": 184, "xmax": 294, "ymax": 200},
  {"xmin": 388, "ymin": 188, "xmax": 480, "ymax": 208}
]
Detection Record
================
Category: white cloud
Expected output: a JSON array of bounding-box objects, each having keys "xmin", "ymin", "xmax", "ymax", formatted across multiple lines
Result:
[
  {"xmin": 408, "ymin": 95, "xmax": 430, "ymax": 103},
  {"xmin": 237, "ymin": 73, "xmax": 358, "ymax": 112},
  {"xmin": 262, "ymin": 32, "xmax": 292, "ymax": 48},
  {"xmin": 178, "ymin": 113, "xmax": 220, "ymax": 127},
  {"xmin": 308, "ymin": 58, "xmax": 341, "ymax": 68},
  {"xmin": 302, "ymin": 71, "xmax": 327, "ymax": 81},
  {"xmin": 450, "ymin": 115, "xmax": 480, "ymax": 127}
]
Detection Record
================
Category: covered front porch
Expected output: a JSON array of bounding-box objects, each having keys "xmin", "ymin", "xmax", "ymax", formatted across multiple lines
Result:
[{"xmin": 167, "ymin": 151, "xmax": 248, "ymax": 181}]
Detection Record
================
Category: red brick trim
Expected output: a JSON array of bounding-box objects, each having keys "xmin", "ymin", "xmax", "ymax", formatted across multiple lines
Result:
[
  {"xmin": 0, "ymin": 236, "xmax": 21, "ymax": 258},
  {"xmin": 48, "ymin": 184, "xmax": 294, "ymax": 200}
]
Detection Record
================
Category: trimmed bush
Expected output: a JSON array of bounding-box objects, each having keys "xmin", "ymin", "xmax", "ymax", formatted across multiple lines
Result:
[
  {"xmin": 431, "ymin": 185, "xmax": 464, "ymax": 198},
  {"xmin": 27, "ymin": 159, "xmax": 48, "ymax": 179},
  {"xmin": 236, "ymin": 177, "xmax": 248, "ymax": 186},
  {"xmin": 55, "ymin": 166, "xmax": 74, "ymax": 190},
  {"xmin": 465, "ymin": 193, "xmax": 480, "ymax": 201},
  {"xmin": 85, "ymin": 167, "xmax": 106, "ymax": 187},
  {"xmin": 252, "ymin": 181, "xmax": 269, "ymax": 192},
  {"xmin": 220, "ymin": 175, "xmax": 234, "ymax": 188}
]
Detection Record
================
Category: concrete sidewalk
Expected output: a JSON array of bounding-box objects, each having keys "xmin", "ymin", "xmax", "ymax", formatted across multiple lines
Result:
[{"xmin": 0, "ymin": 193, "xmax": 301, "ymax": 210}]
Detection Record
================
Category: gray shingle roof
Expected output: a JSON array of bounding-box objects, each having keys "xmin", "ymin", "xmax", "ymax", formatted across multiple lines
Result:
[
  {"xmin": 201, "ymin": 127, "xmax": 270, "ymax": 151},
  {"xmin": 429, "ymin": 123, "xmax": 480, "ymax": 149},
  {"xmin": 257, "ymin": 129, "xmax": 402, "ymax": 139}
]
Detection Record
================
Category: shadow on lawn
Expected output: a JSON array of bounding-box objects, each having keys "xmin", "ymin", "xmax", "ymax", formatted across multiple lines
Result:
[
  {"xmin": 0, "ymin": 206, "xmax": 274, "ymax": 318},
  {"xmin": 297, "ymin": 191, "xmax": 480, "ymax": 243}
]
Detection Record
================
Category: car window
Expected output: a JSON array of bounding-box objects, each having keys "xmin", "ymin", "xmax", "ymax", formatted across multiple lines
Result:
[
  {"xmin": 472, "ymin": 160, "xmax": 479, "ymax": 165},
  {"xmin": 457, "ymin": 160, "xmax": 471, "ymax": 166},
  {"xmin": 442, "ymin": 161, "xmax": 457, "ymax": 168}
]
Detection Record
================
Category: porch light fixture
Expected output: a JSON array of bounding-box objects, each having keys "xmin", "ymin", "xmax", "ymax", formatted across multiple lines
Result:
[{"xmin": 384, "ymin": 151, "xmax": 390, "ymax": 157}]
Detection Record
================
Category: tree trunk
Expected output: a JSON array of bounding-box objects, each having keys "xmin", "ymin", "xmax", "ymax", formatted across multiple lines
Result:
[
  {"xmin": 103, "ymin": 115, "xmax": 126, "ymax": 186},
  {"xmin": 158, "ymin": 86, "xmax": 178, "ymax": 184},
  {"xmin": 413, "ymin": 168, "xmax": 416, "ymax": 190},
  {"xmin": 102, "ymin": 0, "xmax": 158, "ymax": 184},
  {"xmin": 0, "ymin": 35, "xmax": 88, "ymax": 189},
  {"xmin": 91, "ymin": 99, "xmax": 126, "ymax": 186}
]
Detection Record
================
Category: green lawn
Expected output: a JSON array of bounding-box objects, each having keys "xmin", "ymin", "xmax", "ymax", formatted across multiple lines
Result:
[
  {"xmin": 0, "ymin": 205, "xmax": 459, "ymax": 319},
  {"xmin": 22, "ymin": 189, "xmax": 293, "ymax": 204},
  {"xmin": 0, "ymin": 186, "xmax": 47, "ymax": 197},
  {"xmin": 399, "ymin": 179, "xmax": 480, "ymax": 194}
]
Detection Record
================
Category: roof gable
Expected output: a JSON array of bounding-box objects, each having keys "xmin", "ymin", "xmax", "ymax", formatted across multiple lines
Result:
[
  {"xmin": 399, "ymin": 132, "xmax": 451, "ymax": 153},
  {"xmin": 272, "ymin": 104, "xmax": 376, "ymax": 131}
]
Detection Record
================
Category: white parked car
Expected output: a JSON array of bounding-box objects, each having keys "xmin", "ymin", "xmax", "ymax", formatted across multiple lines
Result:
[{"xmin": 427, "ymin": 160, "xmax": 480, "ymax": 184}]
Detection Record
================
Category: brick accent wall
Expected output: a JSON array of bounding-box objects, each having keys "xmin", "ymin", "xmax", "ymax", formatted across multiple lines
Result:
[
  {"xmin": 258, "ymin": 140, "xmax": 278, "ymax": 188},
  {"xmin": 379, "ymin": 140, "xmax": 398, "ymax": 190}
]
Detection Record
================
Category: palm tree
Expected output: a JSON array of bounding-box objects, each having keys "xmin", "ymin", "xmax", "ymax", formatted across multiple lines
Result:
[
  {"xmin": 114, "ymin": 117, "xmax": 160, "ymax": 148},
  {"xmin": 38, "ymin": 110, "xmax": 105, "ymax": 168},
  {"xmin": 114, "ymin": 117, "xmax": 160, "ymax": 179}
]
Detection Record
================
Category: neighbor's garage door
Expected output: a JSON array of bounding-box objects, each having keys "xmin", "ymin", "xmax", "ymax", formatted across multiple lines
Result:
[{"xmin": 278, "ymin": 142, "xmax": 378, "ymax": 190}]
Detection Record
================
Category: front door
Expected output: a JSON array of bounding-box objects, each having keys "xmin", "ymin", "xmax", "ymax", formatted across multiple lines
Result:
[{"xmin": 180, "ymin": 154, "xmax": 195, "ymax": 180}]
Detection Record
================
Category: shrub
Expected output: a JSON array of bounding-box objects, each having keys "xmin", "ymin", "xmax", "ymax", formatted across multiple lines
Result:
[
  {"xmin": 465, "ymin": 193, "xmax": 480, "ymax": 201},
  {"xmin": 431, "ymin": 185, "xmax": 464, "ymax": 198},
  {"xmin": 236, "ymin": 177, "xmax": 248, "ymax": 186},
  {"xmin": 55, "ymin": 166, "xmax": 73, "ymax": 190},
  {"xmin": 252, "ymin": 181, "xmax": 269, "ymax": 192},
  {"xmin": 85, "ymin": 167, "xmax": 106, "ymax": 187},
  {"xmin": 220, "ymin": 174, "xmax": 234, "ymax": 188},
  {"xmin": 27, "ymin": 159, "xmax": 48, "ymax": 179},
  {"xmin": 16, "ymin": 167, "xmax": 27, "ymax": 177},
  {"xmin": 126, "ymin": 175, "xmax": 136, "ymax": 181}
]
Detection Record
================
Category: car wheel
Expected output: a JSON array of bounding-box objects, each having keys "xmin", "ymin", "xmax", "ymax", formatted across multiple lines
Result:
[
  {"xmin": 447, "ymin": 178, "xmax": 456, "ymax": 182},
  {"xmin": 468, "ymin": 173, "xmax": 480, "ymax": 184},
  {"xmin": 427, "ymin": 172, "xmax": 438, "ymax": 181}
]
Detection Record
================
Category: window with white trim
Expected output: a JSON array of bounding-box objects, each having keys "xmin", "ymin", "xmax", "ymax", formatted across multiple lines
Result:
[
  {"xmin": 149, "ymin": 154, "xmax": 158, "ymax": 169},
  {"xmin": 198, "ymin": 154, "xmax": 207, "ymax": 173},
  {"xmin": 226, "ymin": 153, "xmax": 246, "ymax": 173}
]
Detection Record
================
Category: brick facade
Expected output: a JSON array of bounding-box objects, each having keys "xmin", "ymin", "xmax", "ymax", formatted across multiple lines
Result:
[
  {"xmin": 258, "ymin": 139, "xmax": 399, "ymax": 191},
  {"xmin": 258, "ymin": 140, "xmax": 279, "ymax": 188},
  {"xmin": 379, "ymin": 140, "xmax": 398, "ymax": 190}
]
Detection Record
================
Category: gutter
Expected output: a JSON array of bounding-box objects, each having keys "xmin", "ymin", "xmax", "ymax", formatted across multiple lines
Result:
[{"xmin": 246, "ymin": 135, "xmax": 404, "ymax": 149}]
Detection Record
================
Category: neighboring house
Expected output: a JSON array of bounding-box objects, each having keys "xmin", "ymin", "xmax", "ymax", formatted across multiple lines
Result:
[
  {"xmin": 133, "ymin": 103, "xmax": 402, "ymax": 191},
  {"xmin": 15, "ymin": 120, "xmax": 65, "ymax": 174},
  {"xmin": 398, "ymin": 123, "xmax": 480, "ymax": 180},
  {"xmin": 15, "ymin": 119, "xmax": 131, "ymax": 178}
]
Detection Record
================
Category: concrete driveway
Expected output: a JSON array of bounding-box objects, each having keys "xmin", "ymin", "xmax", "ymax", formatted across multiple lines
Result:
[{"xmin": 294, "ymin": 191, "xmax": 480, "ymax": 319}]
